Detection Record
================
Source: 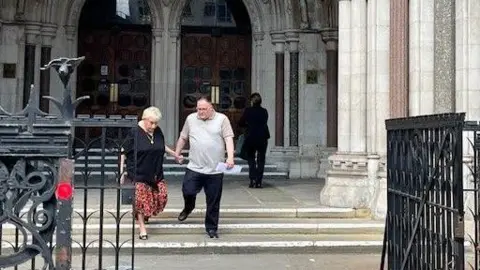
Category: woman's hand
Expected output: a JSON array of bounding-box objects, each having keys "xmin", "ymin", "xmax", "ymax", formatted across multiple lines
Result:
[{"xmin": 175, "ymin": 154, "xmax": 184, "ymax": 164}]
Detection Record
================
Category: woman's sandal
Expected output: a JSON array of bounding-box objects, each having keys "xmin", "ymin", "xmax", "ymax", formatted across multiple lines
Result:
[{"xmin": 139, "ymin": 233, "xmax": 148, "ymax": 240}]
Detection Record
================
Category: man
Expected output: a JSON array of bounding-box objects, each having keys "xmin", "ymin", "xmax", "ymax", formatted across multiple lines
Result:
[{"xmin": 174, "ymin": 96, "xmax": 235, "ymax": 238}]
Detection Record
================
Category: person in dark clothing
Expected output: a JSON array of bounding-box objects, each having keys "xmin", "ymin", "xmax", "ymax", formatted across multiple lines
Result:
[
  {"xmin": 239, "ymin": 93, "xmax": 270, "ymax": 188},
  {"xmin": 120, "ymin": 106, "xmax": 180, "ymax": 240}
]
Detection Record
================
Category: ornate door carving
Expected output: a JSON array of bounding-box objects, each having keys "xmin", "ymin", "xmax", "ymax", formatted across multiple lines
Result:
[
  {"xmin": 180, "ymin": 33, "xmax": 251, "ymax": 137},
  {"xmin": 77, "ymin": 29, "xmax": 152, "ymax": 118}
]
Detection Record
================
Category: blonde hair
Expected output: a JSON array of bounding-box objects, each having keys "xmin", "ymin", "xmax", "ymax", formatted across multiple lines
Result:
[{"xmin": 142, "ymin": 106, "xmax": 162, "ymax": 122}]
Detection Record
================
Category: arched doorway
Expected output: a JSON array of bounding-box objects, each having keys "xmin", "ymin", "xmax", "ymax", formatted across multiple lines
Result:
[
  {"xmin": 179, "ymin": 0, "xmax": 252, "ymax": 137},
  {"xmin": 76, "ymin": 0, "xmax": 153, "ymax": 117}
]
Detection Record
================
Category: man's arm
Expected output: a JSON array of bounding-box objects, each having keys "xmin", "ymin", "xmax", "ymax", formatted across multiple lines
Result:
[
  {"xmin": 175, "ymin": 137, "xmax": 187, "ymax": 156},
  {"xmin": 225, "ymin": 136, "xmax": 235, "ymax": 160},
  {"xmin": 221, "ymin": 117, "xmax": 235, "ymax": 168}
]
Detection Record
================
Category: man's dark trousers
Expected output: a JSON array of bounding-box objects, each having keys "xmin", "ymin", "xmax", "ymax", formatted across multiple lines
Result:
[{"xmin": 182, "ymin": 168, "xmax": 224, "ymax": 231}]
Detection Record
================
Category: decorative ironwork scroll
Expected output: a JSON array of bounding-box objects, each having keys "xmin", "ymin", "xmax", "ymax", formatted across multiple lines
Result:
[{"xmin": 0, "ymin": 56, "xmax": 87, "ymax": 270}]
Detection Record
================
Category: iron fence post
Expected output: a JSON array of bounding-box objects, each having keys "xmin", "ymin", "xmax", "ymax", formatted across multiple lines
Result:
[{"xmin": 55, "ymin": 158, "xmax": 74, "ymax": 270}]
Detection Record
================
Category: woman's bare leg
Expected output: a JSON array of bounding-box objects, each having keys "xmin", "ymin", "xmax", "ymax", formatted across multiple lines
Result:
[{"xmin": 137, "ymin": 213, "xmax": 147, "ymax": 236}]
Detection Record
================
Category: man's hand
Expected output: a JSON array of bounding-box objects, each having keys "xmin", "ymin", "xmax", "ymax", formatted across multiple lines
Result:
[
  {"xmin": 226, "ymin": 157, "xmax": 234, "ymax": 169},
  {"xmin": 175, "ymin": 153, "xmax": 184, "ymax": 164}
]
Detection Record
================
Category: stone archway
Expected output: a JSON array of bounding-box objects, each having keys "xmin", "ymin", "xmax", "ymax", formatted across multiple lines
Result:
[
  {"xmin": 63, "ymin": 0, "xmax": 163, "ymax": 30},
  {"xmin": 167, "ymin": 0, "xmax": 270, "ymax": 33},
  {"xmin": 156, "ymin": 0, "xmax": 275, "ymax": 144},
  {"xmin": 56, "ymin": 0, "xmax": 164, "ymax": 119}
]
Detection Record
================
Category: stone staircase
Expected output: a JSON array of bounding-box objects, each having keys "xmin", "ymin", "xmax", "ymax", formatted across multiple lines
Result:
[
  {"xmin": 73, "ymin": 148, "xmax": 289, "ymax": 181},
  {"xmin": 2, "ymin": 207, "xmax": 384, "ymax": 255}
]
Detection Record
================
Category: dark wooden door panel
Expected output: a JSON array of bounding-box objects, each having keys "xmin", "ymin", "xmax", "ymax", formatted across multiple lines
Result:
[
  {"xmin": 179, "ymin": 33, "xmax": 251, "ymax": 138},
  {"xmin": 77, "ymin": 29, "xmax": 152, "ymax": 118}
]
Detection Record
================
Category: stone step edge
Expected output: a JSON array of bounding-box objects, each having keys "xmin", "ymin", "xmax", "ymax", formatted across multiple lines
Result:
[
  {"xmin": 0, "ymin": 240, "xmax": 386, "ymax": 254},
  {"xmin": 0, "ymin": 223, "xmax": 385, "ymax": 231},
  {"xmin": 22, "ymin": 207, "xmax": 372, "ymax": 218},
  {"xmin": 73, "ymin": 171, "xmax": 288, "ymax": 176}
]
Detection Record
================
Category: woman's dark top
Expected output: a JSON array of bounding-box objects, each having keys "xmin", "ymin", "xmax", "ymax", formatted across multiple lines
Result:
[
  {"xmin": 123, "ymin": 125, "xmax": 165, "ymax": 187},
  {"xmin": 239, "ymin": 106, "xmax": 270, "ymax": 141}
]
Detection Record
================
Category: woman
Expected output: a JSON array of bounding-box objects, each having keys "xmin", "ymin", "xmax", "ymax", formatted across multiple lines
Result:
[
  {"xmin": 239, "ymin": 93, "xmax": 270, "ymax": 188},
  {"xmin": 120, "ymin": 106, "xmax": 180, "ymax": 240}
]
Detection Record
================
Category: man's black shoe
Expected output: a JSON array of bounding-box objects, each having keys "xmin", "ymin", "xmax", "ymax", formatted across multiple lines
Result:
[
  {"xmin": 177, "ymin": 210, "xmax": 191, "ymax": 221},
  {"xmin": 207, "ymin": 230, "xmax": 219, "ymax": 238}
]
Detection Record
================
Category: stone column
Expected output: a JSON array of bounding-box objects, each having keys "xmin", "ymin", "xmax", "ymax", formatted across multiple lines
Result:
[
  {"xmin": 151, "ymin": 28, "xmax": 165, "ymax": 124},
  {"xmin": 409, "ymin": 0, "xmax": 434, "ymax": 116},
  {"xmin": 271, "ymin": 32, "xmax": 285, "ymax": 147},
  {"xmin": 433, "ymin": 0, "xmax": 455, "ymax": 113},
  {"xmin": 164, "ymin": 29, "xmax": 181, "ymax": 144},
  {"xmin": 320, "ymin": 29, "xmax": 338, "ymax": 148},
  {"xmin": 336, "ymin": 0, "xmax": 351, "ymax": 153},
  {"xmin": 321, "ymin": 0, "xmax": 373, "ymax": 209},
  {"xmin": 389, "ymin": 0, "xmax": 409, "ymax": 117},
  {"xmin": 23, "ymin": 24, "xmax": 40, "ymax": 107},
  {"xmin": 286, "ymin": 31, "xmax": 299, "ymax": 147},
  {"xmin": 39, "ymin": 24, "xmax": 57, "ymax": 112},
  {"xmin": 64, "ymin": 25, "xmax": 76, "ymax": 57},
  {"xmin": 253, "ymin": 32, "xmax": 265, "ymax": 93},
  {"xmin": 350, "ymin": 0, "xmax": 367, "ymax": 153}
]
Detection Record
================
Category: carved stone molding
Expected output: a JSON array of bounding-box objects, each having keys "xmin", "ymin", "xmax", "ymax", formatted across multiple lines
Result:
[
  {"xmin": 152, "ymin": 28, "xmax": 164, "ymax": 41},
  {"xmin": 162, "ymin": 0, "xmax": 172, "ymax": 6},
  {"xmin": 64, "ymin": 25, "xmax": 76, "ymax": 41},
  {"xmin": 320, "ymin": 28, "xmax": 338, "ymax": 50},
  {"xmin": 25, "ymin": 23, "xmax": 41, "ymax": 45},
  {"xmin": 285, "ymin": 30, "xmax": 299, "ymax": 52},
  {"xmin": 41, "ymin": 24, "xmax": 58, "ymax": 47}
]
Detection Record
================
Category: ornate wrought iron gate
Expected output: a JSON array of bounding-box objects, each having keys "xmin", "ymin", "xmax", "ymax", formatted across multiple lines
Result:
[
  {"xmin": 0, "ymin": 57, "xmax": 138, "ymax": 270},
  {"xmin": 381, "ymin": 113, "xmax": 467, "ymax": 269}
]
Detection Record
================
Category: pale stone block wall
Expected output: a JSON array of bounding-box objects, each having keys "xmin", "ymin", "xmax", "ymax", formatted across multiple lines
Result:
[{"xmin": 0, "ymin": 25, "xmax": 24, "ymax": 112}]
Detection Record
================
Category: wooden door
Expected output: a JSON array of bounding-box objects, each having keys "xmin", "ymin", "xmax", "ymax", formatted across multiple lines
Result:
[
  {"xmin": 180, "ymin": 33, "xmax": 251, "ymax": 138},
  {"xmin": 77, "ymin": 28, "xmax": 152, "ymax": 117}
]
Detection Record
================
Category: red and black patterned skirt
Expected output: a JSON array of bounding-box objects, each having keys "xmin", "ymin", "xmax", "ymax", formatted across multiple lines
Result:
[{"xmin": 134, "ymin": 180, "xmax": 168, "ymax": 218}]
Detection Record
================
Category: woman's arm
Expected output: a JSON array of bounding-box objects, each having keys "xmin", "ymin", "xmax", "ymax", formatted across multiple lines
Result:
[{"xmin": 165, "ymin": 145, "xmax": 177, "ymax": 157}]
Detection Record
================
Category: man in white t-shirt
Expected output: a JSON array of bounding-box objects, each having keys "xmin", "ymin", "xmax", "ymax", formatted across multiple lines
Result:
[{"xmin": 174, "ymin": 96, "xmax": 235, "ymax": 238}]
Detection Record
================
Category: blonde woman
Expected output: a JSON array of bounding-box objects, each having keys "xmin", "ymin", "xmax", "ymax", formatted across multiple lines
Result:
[{"xmin": 120, "ymin": 106, "xmax": 180, "ymax": 240}]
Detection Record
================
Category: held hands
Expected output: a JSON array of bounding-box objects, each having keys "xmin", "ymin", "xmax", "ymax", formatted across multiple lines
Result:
[{"xmin": 174, "ymin": 153, "xmax": 184, "ymax": 164}]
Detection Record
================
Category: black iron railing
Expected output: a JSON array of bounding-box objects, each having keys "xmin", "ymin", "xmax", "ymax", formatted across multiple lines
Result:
[{"xmin": 381, "ymin": 113, "xmax": 465, "ymax": 270}]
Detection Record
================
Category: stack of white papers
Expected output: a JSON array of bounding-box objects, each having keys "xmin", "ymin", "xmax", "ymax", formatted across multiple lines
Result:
[{"xmin": 215, "ymin": 163, "xmax": 242, "ymax": 174}]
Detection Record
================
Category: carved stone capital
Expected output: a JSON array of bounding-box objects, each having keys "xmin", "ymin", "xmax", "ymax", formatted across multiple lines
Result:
[
  {"xmin": 285, "ymin": 30, "xmax": 300, "ymax": 52},
  {"xmin": 253, "ymin": 32, "xmax": 265, "ymax": 42},
  {"xmin": 152, "ymin": 28, "xmax": 163, "ymax": 41},
  {"xmin": 64, "ymin": 25, "xmax": 76, "ymax": 41},
  {"xmin": 41, "ymin": 24, "xmax": 58, "ymax": 47},
  {"xmin": 169, "ymin": 29, "xmax": 180, "ymax": 39},
  {"xmin": 25, "ymin": 23, "xmax": 41, "ymax": 45},
  {"xmin": 320, "ymin": 28, "xmax": 338, "ymax": 50},
  {"xmin": 270, "ymin": 31, "xmax": 285, "ymax": 43}
]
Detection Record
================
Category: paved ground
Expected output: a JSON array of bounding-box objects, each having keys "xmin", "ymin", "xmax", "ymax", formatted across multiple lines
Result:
[
  {"xmin": 9, "ymin": 253, "xmax": 383, "ymax": 270},
  {"xmin": 72, "ymin": 178, "xmax": 326, "ymax": 209}
]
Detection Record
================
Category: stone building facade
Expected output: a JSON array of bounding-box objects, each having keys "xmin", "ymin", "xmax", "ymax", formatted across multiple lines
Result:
[
  {"xmin": 0, "ymin": 0, "xmax": 336, "ymax": 180},
  {"xmin": 1, "ymin": 0, "xmax": 476, "ymax": 218}
]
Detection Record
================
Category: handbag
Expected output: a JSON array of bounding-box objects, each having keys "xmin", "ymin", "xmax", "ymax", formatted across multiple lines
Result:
[
  {"xmin": 121, "ymin": 175, "xmax": 135, "ymax": 205},
  {"xmin": 235, "ymin": 134, "xmax": 248, "ymax": 160}
]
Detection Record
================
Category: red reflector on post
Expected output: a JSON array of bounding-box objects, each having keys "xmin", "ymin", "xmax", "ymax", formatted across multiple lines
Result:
[{"xmin": 56, "ymin": 182, "xmax": 73, "ymax": 200}]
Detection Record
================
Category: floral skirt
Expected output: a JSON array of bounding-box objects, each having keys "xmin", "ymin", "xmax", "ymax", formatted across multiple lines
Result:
[{"xmin": 134, "ymin": 180, "xmax": 168, "ymax": 218}]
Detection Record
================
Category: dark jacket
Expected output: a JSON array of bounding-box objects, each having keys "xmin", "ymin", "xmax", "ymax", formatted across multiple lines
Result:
[{"xmin": 239, "ymin": 106, "xmax": 270, "ymax": 141}]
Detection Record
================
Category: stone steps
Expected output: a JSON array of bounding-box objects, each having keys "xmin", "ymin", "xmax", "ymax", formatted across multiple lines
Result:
[
  {"xmin": 73, "ymin": 148, "xmax": 290, "ymax": 180},
  {"xmin": 0, "ymin": 234, "xmax": 385, "ymax": 255},
  {"xmin": 0, "ymin": 207, "xmax": 386, "ymax": 254}
]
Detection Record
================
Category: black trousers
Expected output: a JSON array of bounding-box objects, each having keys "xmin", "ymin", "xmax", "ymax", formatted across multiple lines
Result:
[
  {"xmin": 182, "ymin": 168, "xmax": 224, "ymax": 231},
  {"xmin": 246, "ymin": 139, "xmax": 268, "ymax": 183}
]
